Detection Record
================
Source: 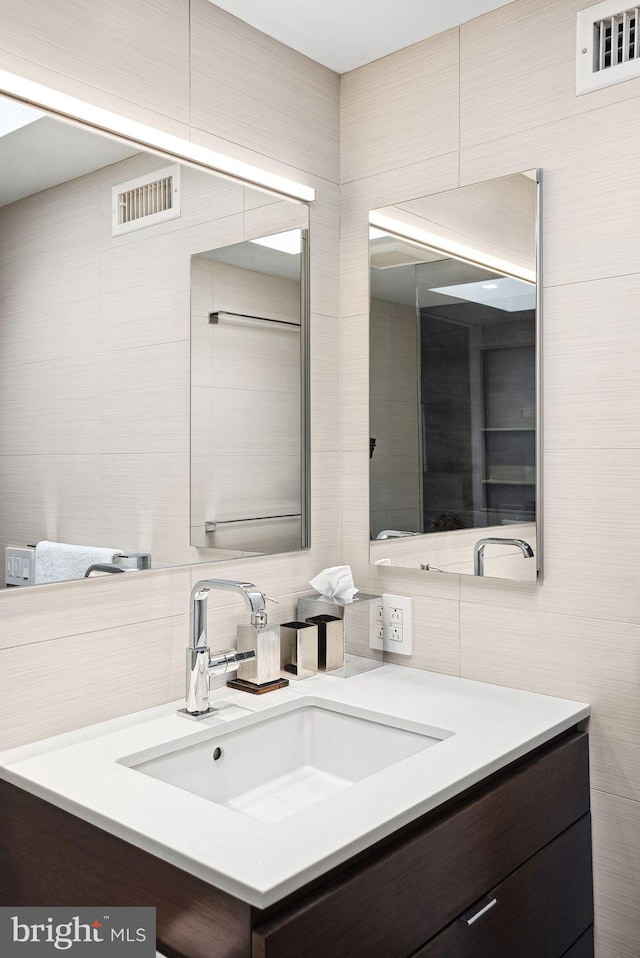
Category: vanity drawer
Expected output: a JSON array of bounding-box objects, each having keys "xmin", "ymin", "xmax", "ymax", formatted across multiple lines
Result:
[
  {"xmin": 252, "ymin": 732, "xmax": 589, "ymax": 958},
  {"xmin": 410, "ymin": 814, "xmax": 593, "ymax": 958}
]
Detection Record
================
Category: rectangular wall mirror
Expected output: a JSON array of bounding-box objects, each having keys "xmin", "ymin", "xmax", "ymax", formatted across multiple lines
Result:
[
  {"xmin": 369, "ymin": 171, "xmax": 541, "ymax": 581},
  {"xmin": 0, "ymin": 93, "xmax": 310, "ymax": 589}
]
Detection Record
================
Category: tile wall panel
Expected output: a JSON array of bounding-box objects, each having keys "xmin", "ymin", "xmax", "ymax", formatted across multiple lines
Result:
[
  {"xmin": 0, "ymin": 46, "xmax": 192, "ymax": 139},
  {"xmin": 0, "ymin": 614, "xmax": 187, "ymax": 751},
  {"xmin": 592, "ymin": 790, "xmax": 640, "ymax": 958},
  {"xmin": 460, "ymin": 602, "xmax": 640, "ymax": 801},
  {"xmin": 341, "ymin": 30, "xmax": 459, "ymax": 183},
  {"xmin": 0, "ymin": 567, "xmax": 191, "ymax": 651},
  {"xmin": 0, "ymin": 0, "xmax": 190, "ymax": 125},
  {"xmin": 384, "ymin": 593, "xmax": 460, "ymax": 677},
  {"xmin": 306, "ymin": 183, "xmax": 340, "ymax": 320},
  {"xmin": 190, "ymin": 0, "xmax": 339, "ymax": 183}
]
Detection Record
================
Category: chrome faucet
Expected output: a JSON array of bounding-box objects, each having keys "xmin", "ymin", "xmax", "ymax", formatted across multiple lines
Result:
[
  {"xmin": 179, "ymin": 579, "xmax": 266, "ymax": 720},
  {"xmin": 473, "ymin": 537, "xmax": 534, "ymax": 576}
]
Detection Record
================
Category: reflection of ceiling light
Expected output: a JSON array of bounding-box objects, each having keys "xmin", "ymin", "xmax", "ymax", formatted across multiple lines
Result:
[
  {"xmin": 249, "ymin": 229, "xmax": 301, "ymax": 254},
  {"xmin": 0, "ymin": 95, "xmax": 44, "ymax": 137},
  {"xmin": 0, "ymin": 69, "xmax": 315, "ymax": 201},
  {"xmin": 430, "ymin": 277, "xmax": 536, "ymax": 312},
  {"xmin": 368, "ymin": 211, "xmax": 536, "ymax": 283}
]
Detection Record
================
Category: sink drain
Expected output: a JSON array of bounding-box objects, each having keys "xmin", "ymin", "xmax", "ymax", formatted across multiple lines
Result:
[{"xmin": 212, "ymin": 746, "xmax": 224, "ymax": 762}]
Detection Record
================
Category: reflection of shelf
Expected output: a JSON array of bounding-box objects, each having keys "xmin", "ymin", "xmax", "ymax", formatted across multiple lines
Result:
[
  {"xmin": 482, "ymin": 427, "xmax": 535, "ymax": 432},
  {"xmin": 482, "ymin": 480, "xmax": 535, "ymax": 485}
]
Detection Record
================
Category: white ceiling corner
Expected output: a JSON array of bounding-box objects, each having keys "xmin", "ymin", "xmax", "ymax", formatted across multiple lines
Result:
[{"xmin": 208, "ymin": 0, "xmax": 515, "ymax": 73}]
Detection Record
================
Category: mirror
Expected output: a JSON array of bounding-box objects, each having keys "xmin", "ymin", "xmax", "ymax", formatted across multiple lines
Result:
[
  {"xmin": 190, "ymin": 231, "xmax": 308, "ymax": 557},
  {"xmin": 0, "ymin": 95, "xmax": 309, "ymax": 588},
  {"xmin": 369, "ymin": 171, "xmax": 540, "ymax": 581}
]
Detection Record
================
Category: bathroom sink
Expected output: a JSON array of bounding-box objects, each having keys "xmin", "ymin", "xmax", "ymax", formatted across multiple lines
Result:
[{"xmin": 124, "ymin": 701, "xmax": 446, "ymax": 823}]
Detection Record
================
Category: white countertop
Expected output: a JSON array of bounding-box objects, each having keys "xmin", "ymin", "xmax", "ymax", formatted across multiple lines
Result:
[{"xmin": 0, "ymin": 665, "xmax": 589, "ymax": 908}]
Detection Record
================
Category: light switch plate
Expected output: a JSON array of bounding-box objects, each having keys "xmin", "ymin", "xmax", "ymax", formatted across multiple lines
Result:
[{"xmin": 5, "ymin": 546, "xmax": 35, "ymax": 587}]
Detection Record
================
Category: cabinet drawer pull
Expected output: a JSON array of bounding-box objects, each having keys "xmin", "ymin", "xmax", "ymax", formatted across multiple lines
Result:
[{"xmin": 460, "ymin": 896, "xmax": 498, "ymax": 926}]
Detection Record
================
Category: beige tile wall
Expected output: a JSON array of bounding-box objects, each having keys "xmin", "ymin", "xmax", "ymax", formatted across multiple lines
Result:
[
  {"xmin": 0, "ymin": 1, "xmax": 341, "ymax": 751},
  {"xmin": 0, "ymin": 0, "xmax": 632, "ymax": 951},
  {"xmin": 340, "ymin": 3, "xmax": 640, "ymax": 953}
]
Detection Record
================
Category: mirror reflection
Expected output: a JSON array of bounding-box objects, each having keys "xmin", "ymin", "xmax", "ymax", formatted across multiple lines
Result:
[
  {"xmin": 190, "ymin": 230, "xmax": 308, "ymax": 557},
  {"xmin": 0, "ymin": 95, "xmax": 309, "ymax": 589},
  {"xmin": 369, "ymin": 171, "xmax": 539, "ymax": 581}
]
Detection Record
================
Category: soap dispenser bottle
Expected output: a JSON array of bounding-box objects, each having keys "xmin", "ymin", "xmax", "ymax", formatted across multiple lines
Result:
[{"xmin": 228, "ymin": 609, "xmax": 289, "ymax": 693}]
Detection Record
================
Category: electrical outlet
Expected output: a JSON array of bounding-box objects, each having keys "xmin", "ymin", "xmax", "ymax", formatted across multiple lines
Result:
[
  {"xmin": 382, "ymin": 593, "xmax": 413, "ymax": 655},
  {"xmin": 370, "ymin": 600, "xmax": 385, "ymax": 651},
  {"xmin": 371, "ymin": 595, "xmax": 413, "ymax": 654}
]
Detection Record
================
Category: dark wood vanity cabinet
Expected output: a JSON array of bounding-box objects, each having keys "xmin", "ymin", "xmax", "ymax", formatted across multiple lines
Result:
[{"xmin": 0, "ymin": 730, "xmax": 593, "ymax": 958}]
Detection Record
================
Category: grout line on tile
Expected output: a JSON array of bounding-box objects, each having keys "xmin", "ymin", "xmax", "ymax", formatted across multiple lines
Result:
[
  {"xmin": 459, "ymin": 597, "xmax": 640, "ymax": 632},
  {"xmin": 460, "ymin": 82, "xmax": 640, "ymax": 157},
  {"xmin": 341, "ymin": 150, "xmax": 460, "ymax": 189},
  {"xmin": 0, "ymin": 611, "xmax": 188, "ymax": 654},
  {"xmin": 591, "ymin": 785, "xmax": 640, "ymax": 807},
  {"xmin": 543, "ymin": 268, "xmax": 640, "ymax": 291}
]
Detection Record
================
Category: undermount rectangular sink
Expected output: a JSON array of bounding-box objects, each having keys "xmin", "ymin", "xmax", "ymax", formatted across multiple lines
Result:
[{"xmin": 126, "ymin": 702, "xmax": 448, "ymax": 823}]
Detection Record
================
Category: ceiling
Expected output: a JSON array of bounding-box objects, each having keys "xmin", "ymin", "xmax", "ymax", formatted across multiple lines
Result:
[{"xmin": 208, "ymin": 0, "xmax": 514, "ymax": 73}]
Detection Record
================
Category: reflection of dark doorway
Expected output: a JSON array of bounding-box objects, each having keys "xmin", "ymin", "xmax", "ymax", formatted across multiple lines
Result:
[{"xmin": 420, "ymin": 307, "xmax": 535, "ymax": 533}]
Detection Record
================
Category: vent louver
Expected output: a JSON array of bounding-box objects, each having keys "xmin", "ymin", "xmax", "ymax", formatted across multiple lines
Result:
[
  {"xmin": 577, "ymin": 2, "xmax": 640, "ymax": 92},
  {"xmin": 112, "ymin": 165, "xmax": 180, "ymax": 236}
]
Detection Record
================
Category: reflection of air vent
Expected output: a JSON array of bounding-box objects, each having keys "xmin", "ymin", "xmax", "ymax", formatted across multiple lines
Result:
[
  {"xmin": 370, "ymin": 236, "xmax": 447, "ymax": 269},
  {"xmin": 112, "ymin": 165, "xmax": 180, "ymax": 236},
  {"xmin": 577, "ymin": 2, "xmax": 640, "ymax": 93}
]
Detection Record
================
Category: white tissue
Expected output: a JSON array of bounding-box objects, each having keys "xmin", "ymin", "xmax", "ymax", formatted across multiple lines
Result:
[{"xmin": 309, "ymin": 565, "xmax": 358, "ymax": 602}]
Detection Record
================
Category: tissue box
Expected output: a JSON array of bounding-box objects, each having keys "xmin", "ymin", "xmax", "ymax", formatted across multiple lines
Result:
[{"xmin": 297, "ymin": 592, "xmax": 383, "ymax": 678}]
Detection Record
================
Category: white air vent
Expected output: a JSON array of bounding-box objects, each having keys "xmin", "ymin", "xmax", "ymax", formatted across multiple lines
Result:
[
  {"xmin": 577, "ymin": 1, "xmax": 640, "ymax": 93},
  {"xmin": 112, "ymin": 164, "xmax": 180, "ymax": 236}
]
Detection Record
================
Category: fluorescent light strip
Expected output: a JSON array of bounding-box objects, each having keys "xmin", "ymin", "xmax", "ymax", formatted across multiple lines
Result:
[
  {"xmin": 0, "ymin": 69, "xmax": 315, "ymax": 203},
  {"xmin": 369, "ymin": 211, "xmax": 536, "ymax": 284}
]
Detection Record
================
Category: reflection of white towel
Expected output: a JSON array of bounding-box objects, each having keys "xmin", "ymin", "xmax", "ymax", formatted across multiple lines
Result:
[{"xmin": 35, "ymin": 541, "xmax": 120, "ymax": 584}]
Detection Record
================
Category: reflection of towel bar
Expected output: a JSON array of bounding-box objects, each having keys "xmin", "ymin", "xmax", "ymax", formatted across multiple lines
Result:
[
  {"xmin": 205, "ymin": 515, "xmax": 300, "ymax": 532},
  {"xmin": 209, "ymin": 310, "xmax": 299, "ymax": 329}
]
